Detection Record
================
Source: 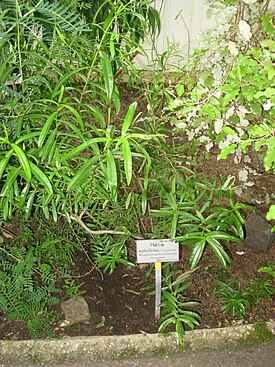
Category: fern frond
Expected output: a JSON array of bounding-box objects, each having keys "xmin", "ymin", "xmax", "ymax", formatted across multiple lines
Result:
[{"xmin": 37, "ymin": 0, "xmax": 88, "ymax": 34}]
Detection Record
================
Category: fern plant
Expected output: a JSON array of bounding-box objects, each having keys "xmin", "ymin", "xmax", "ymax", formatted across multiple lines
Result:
[{"xmin": 0, "ymin": 245, "xmax": 60, "ymax": 322}]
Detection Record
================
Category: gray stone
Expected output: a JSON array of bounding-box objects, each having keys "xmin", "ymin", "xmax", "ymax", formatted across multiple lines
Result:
[
  {"xmin": 244, "ymin": 215, "xmax": 275, "ymax": 253},
  {"xmin": 61, "ymin": 296, "xmax": 91, "ymax": 326}
]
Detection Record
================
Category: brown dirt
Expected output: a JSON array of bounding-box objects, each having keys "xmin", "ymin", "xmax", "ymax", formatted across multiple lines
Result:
[
  {"xmin": 1, "ymin": 236, "xmax": 274, "ymax": 340},
  {"xmin": 0, "ymin": 89, "xmax": 274, "ymax": 340}
]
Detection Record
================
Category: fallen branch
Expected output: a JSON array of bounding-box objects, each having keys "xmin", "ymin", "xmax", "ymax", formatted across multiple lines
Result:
[{"xmin": 70, "ymin": 214, "xmax": 128, "ymax": 236}]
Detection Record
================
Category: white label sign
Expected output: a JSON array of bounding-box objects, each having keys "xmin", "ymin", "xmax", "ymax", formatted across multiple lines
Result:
[{"xmin": 136, "ymin": 239, "xmax": 179, "ymax": 263}]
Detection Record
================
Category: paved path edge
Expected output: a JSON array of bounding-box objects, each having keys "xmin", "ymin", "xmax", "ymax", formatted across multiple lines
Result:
[{"xmin": 0, "ymin": 321, "xmax": 274, "ymax": 365}]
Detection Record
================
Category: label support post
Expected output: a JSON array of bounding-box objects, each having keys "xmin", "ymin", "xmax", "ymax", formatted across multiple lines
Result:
[{"xmin": 155, "ymin": 261, "xmax": 162, "ymax": 320}]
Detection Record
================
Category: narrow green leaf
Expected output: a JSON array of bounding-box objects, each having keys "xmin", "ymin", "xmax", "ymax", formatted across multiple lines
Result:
[
  {"xmin": 122, "ymin": 139, "xmax": 132, "ymax": 185},
  {"xmin": 60, "ymin": 137, "xmax": 109, "ymax": 162},
  {"xmin": 29, "ymin": 162, "xmax": 53, "ymax": 195},
  {"xmin": 38, "ymin": 112, "xmax": 57, "ymax": 148},
  {"xmin": 40, "ymin": 130, "xmax": 57, "ymax": 161},
  {"xmin": 1, "ymin": 167, "xmax": 21, "ymax": 197},
  {"xmin": 67, "ymin": 156, "xmax": 100, "ymax": 192},
  {"xmin": 206, "ymin": 237, "xmax": 230, "ymax": 268},
  {"xmin": 141, "ymin": 190, "xmax": 147, "ymax": 215},
  {"xmin": 100, "ymin": 51, "xmax": 114, "ymax": 103},
  {"xmin": 58, "ymin": 104, "xmax": 84, "ymax": 132},
  {"xmin": 106, "ymin": 149, "xmax": 117, "ymax": 202},
  {"xmin": 2, "ymin": 198, "xmax": 11, "ymax": 220},
  {"xmin": 15, "ymin": 132, "xmax": 40, "ymax": 144},
  {"xmin": 205, "ymin": 231, "xmax": 239, "ymax": 242},
  {"xmin": 121, "ymin": 101, "xmax": 137, "ymax": 135},
  {"xmin": 11, "ymin": 144, "xmax": 31, "ymax": 180},
  {"xmin": 25, "ymin": 190, "xmax": 36, "ymax": 220},
  {"xmin": 0, "ymin": 150, "xmax": 13, "ymax": 181}
]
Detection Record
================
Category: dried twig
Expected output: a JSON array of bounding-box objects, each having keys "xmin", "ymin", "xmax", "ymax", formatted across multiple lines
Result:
[{"xmin": 70, "ymin": 214, "xmax": 127, "ymax": 236}]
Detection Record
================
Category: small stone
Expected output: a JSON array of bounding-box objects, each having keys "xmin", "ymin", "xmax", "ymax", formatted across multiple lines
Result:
[
  {"xmin": 244, "ymin": 215, "xmax": 275, "ymax": 253},
  {"xmin": 61, "ymin": 296, "xmax": 91, "ymax": 326}
]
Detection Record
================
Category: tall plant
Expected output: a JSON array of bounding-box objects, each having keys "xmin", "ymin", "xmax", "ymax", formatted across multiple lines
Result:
[{"xmin": 0, "ymin": 0, "xmax": 160, "ymax": 234}]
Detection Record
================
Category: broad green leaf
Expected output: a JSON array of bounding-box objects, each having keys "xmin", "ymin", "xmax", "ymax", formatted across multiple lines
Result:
[
  {"xmin": 100, "ymin": 51, "xmax": 114, "ymax": 103},
  {"xmin": 122, "ymin": 139, "xmax": 132, "ymax": 185},
  {"xmin": 67, "ymin": 156, "xmax": 100, "ymax": 191},
  {"xmin": 106, "ymin": 149, "xmax": 117, "ymax": 202},
  {"xmin": 11, "ymin": 144, "xmax": 31, "ymax": 180},
  {"xmin": 38, "ymin": 112, "xmax": 57, "ymax": 148},
  {"xmin": 189, "ymin": 239, "xmax": 206, "ymax": 269},
  {"xmin": 43, "ymin": 204, "xmax": 50, "ymax": 220},
  {"xmin": 29, "ymin": 162, "xmax": 53, "ymax": 195},
  {"xmin": 121, "ymin": 102, "xmax": 137, "ymax": 135}
]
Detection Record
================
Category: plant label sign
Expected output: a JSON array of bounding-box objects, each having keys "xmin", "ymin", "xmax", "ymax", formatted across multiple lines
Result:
[
  {"xmin": 136, "ymin": 239, "xmax": 179, "ymax": 263},
  {"xmin": 136, "ymin": 239, "xmax": 179, "ymax": 320}
]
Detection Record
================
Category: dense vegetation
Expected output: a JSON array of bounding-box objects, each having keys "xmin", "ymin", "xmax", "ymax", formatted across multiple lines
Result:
[{"xmin": 0, "ymin": 0, "xmax": 274, "ymax": 343}]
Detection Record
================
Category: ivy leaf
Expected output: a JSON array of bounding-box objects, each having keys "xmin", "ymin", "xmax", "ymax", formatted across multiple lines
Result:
[
  {"xmin": 261, "ymin": 39, "xmax": 275, "ymax": 51},
  {"xmin": 218, "ymin": 144, "xmax": 237, "ymax": 160},
  {"xmin": 168, "ymin": 99, "xmax": 184, "ymax": 111},
  {"xmin": 263, "ymin": 137, "xmax": 275, "ymax": 172},
  {"xmin": 266, "ymin": 205, "xmax": 275, "ymax": 221},
  {"xmin": 241, "ymin": 85, "xmax": 256, "ymax": 101},
  {"xmin": 254, "ymin": 87, "xmax": 275, "ymax": 99},
  {"xmin": 222, "ymin": 126, "xmax": 236, "ymax": 135},
  {"xmin": 176, "ymin": 84, "xmax": 185, "ymax": 97},
  {"xmin": 262, "ymin": 14, "xmax": 275, "ymax": 38},
  {"xmin": 249, "ymin": 124, "xmax": 271, "ymax": 138}
]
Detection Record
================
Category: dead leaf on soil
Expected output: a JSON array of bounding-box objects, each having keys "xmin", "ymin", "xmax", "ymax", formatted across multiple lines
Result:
[
  {"xmin": 176, "ymin": 266, "xmax": 201, "ymax": 280},
  {"xmin": 0, "ymin": 227, "xmax": 15, "ymax": 239}
]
